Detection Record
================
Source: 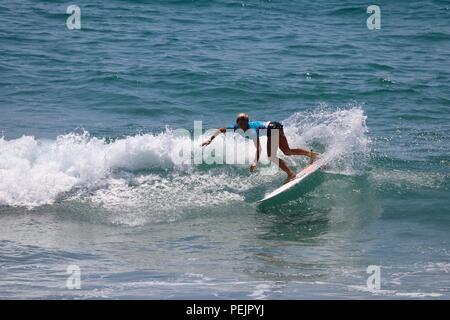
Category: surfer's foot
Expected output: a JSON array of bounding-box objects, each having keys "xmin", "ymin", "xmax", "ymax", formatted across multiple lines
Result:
[
  {"xmin": 284, "ymin": 173, "xmax": 296, "ymax": 184},
  {"xmin": 309, "ymin": 150, "xmax": 320, "ymax": 164}
]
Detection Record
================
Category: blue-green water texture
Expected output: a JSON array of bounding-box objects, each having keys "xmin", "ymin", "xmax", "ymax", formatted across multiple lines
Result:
[{"xmin": 1, "ymin": 0, "xmax": 449, "ymax": 299}]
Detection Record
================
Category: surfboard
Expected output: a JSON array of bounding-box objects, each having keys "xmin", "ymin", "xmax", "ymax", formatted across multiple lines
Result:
[{"xmin": 257, "ymin": 156, "xmax": 330, "ymax": 203}]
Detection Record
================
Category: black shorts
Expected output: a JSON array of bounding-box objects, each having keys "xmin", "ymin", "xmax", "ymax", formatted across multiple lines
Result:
[{"xmin": 266, "ymin": 121, "xmax": 283, "ymax": 137}]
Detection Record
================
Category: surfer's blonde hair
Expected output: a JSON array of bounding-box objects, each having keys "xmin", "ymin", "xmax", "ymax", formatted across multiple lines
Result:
[{"xmin": 236, "ymin": 113, "xmax": 249, "ymax": 123}]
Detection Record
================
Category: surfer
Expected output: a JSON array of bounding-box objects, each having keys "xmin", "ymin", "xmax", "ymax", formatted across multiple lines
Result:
[{"xmin": 201, "ymin": 113, "xmax": 319, "ymax": 183}]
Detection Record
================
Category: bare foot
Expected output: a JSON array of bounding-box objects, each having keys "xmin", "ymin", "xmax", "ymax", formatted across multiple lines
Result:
[
  {"xmin": 309, "ymin": 151, "xmax": 320, "ymax": 164},
  {"xmin": 284, "ymin": 174, "xmax": 297, "ymax": 184}
]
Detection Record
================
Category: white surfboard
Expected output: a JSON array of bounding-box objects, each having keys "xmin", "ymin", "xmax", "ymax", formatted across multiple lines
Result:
[{"xmin": 257, "ymin": 156, "xmax": 330, "ymax": 203}]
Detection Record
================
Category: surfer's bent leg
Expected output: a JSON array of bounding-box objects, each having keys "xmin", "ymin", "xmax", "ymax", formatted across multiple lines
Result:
[
  {"xmin": 267, "ymin": 122, "xmax": 308, "ymax": 156},
  {"xmin": 267, "ymin": 134, "xmax": 296, "ymax": 182},
  {"xmin": 276, "ymin": 127, "xmax": 319, "ymax": 163},
  {"xmin": 278, "ymin": 129, "xmax": 310, "ymax": 156}
]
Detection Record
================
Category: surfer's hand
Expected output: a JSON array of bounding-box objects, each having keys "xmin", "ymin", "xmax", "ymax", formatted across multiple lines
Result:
[
  {"xmin": 250, "ymin": 162, "xmax": 257, "ymax": 172},
  {"xmin": 201, "ymin": 139, "xmax": 211, "ymax": 147}
]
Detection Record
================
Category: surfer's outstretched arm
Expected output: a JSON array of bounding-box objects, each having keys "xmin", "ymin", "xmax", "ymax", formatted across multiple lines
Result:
[
  {"xmin": 201, "ymin": 127, "xmax": 227, "ymax": 147},
  {"xmin": 250, "ymin": 137, "xmax": 261, "ymax": 172}
]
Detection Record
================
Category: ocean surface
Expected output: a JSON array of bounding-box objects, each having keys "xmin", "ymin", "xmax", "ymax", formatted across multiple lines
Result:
[{"xmin": 1, "ymin": 0, "xmax": 449, "ymax": 299}]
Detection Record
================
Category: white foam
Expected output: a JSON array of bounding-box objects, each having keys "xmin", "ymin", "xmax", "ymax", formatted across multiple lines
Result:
[
  {"xmin": 369, "ymin": 169, "xmax": 448, "ymax": 190},
  {"xmin": 283, "ymin": 105, "xmax": 371, "ymax": 175},
  {"xmin": 348, "ymin": 285, "xmax": 443, "ymax": 298},
  {"xmin": 0, "ymin": 131, "xmax": 195, "ymax": 208},
  {"xmin": 0, "ymin": 106, "xmax": 370, "ymax": 209},
  {"xmin": 248, "ymin": 283, "xmax": 272, "ymax": 299}
]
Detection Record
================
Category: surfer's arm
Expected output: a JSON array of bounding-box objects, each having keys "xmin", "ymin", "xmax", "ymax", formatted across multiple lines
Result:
[
  {"xmin": 201, "ymin": 127, "xmax": 227, "ymax": 147},
  {"xmin": 250, "ymin": 137, "xmax": 261, "ymax": 172}
]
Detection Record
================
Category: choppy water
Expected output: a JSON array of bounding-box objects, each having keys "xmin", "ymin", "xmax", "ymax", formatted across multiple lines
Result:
[{"xmin": 1, "ymin": 0, "xmax": 449, "ymax": 299}]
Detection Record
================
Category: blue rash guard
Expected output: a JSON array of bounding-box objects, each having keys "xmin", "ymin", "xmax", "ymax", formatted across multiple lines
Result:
[{"xmin": 226, "ymin": 121, "xmax": 270, "ymax": 140}]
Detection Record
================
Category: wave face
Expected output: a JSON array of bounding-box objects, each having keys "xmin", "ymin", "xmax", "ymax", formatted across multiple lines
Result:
[{"xmin": 0, "ymin": 107, "xmax": 369, "ymax": 217}]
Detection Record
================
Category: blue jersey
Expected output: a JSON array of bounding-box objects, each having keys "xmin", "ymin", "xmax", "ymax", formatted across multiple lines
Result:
[{"xmin": 226, "ymin": 121, "xmax": 269, "ymax": 140}]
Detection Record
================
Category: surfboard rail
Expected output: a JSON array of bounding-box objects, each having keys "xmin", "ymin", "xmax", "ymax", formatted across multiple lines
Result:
[{"xmin": 257, "ymin": 156, "xmax": 330, "ymax": 203}]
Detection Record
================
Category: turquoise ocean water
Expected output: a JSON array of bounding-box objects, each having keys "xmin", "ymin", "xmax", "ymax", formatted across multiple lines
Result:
[{"xmin": 0, "ymin": 0, "xmax": 449, "ymax": 298}]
